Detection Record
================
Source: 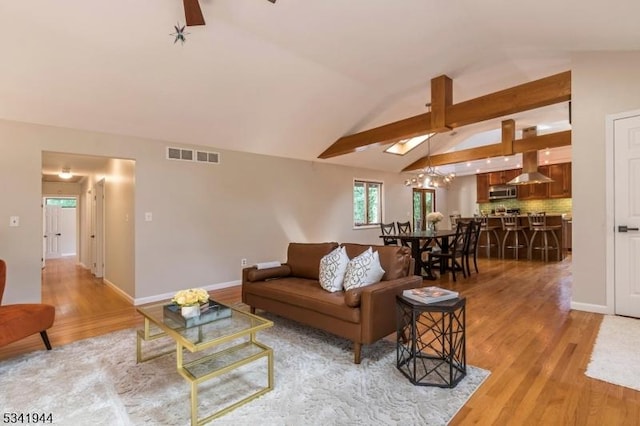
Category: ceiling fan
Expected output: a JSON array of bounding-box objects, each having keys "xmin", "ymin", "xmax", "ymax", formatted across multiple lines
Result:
[{"xmin": 183, "ymin": 0, "xmax": 276, "ymax": 27}]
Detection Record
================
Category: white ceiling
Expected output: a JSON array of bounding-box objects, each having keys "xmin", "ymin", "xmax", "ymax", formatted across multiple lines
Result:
[{"xmin": 4, "ymin": 1, "xmax": 639, "ymax": 175}]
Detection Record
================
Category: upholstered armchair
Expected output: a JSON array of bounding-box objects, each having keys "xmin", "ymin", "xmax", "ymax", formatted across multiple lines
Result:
[{"xmin": 0, "ymin": 259, "xmax": 55, "ymax": 350}]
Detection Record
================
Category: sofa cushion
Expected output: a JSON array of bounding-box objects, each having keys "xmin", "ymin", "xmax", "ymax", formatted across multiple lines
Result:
[
  {"xmin": 342, "ymin": 243, "xmax": 411, "ymax": 280},
  {"xmin": 343, "ymin": 248, "xmax": 385, "ymax": 291},
  {"xmin": 287, "ymin": 242, "xmax": 339, "ymax": 280},
  {"xmin": 243, "ymin": 278, "xmax": 360, "ymax": 323},
  {"xmin": 319, "ymin": 246, "xmax": 350, "ymax": 292}
]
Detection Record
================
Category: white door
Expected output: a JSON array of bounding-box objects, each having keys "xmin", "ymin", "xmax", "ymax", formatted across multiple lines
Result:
[
  {"xmin": 614, "ymin": 113, "xmax": 640, "ymax": 317},
  {"xmin": 44, "ymin": 205, "xmax": 62, "ymax": 259}
]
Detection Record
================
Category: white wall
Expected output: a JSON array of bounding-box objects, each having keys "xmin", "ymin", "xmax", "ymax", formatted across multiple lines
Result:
[
  {"xmin": 445, "ymin": 175, "xmax": 477, "ymax": 222},
  {"xmin": 0, "ymin": 119, "xmax": 412, "ymax": 303},
  {"xmin": 571, "ymin": 51, "xmax": 640, "ymax": 310}
]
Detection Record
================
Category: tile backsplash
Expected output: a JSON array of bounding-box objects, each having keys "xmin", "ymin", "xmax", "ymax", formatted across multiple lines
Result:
[{"xmin": 478, "ymin": 198, "xmax": 572, "ymax": 214}]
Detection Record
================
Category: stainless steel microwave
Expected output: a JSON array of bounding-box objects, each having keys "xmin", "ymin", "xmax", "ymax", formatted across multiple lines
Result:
[{"xmin": 489, "ymin": 185, "xmax": 517, "ymax": 200}]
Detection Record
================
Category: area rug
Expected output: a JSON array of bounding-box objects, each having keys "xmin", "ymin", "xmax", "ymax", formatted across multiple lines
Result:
[
  {"xmin": 585, "ymin": 314, "xmax": 640, "ymax": 391},
  {"xmin": 0, "ymin": 314, "xmax": 490, "ymax": 425}
]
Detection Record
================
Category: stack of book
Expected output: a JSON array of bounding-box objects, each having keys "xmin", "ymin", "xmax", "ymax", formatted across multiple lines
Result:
[{"xmin": 402, "ymin": 286, "xmax": 459, "ymax": 304}]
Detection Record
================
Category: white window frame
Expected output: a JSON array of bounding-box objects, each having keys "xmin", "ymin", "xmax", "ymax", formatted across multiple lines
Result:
[{"xmin": 353, "ymin": 178, "xmax": 384, "ymax": 229}]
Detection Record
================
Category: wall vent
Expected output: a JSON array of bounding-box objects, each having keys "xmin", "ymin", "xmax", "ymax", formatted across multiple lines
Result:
[
  {"xmin": 196, "ymin": 150, "xmax": 220, "ymax": 164},
  {"xmin": 167, "ymin": 147, "xmax": 194, "ymax": 161}
]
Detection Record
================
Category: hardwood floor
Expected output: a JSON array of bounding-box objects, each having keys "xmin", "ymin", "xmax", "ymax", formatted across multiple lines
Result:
[{"xmin": 1, "ymin": 256, "xmax": 638, "ymax": 424}]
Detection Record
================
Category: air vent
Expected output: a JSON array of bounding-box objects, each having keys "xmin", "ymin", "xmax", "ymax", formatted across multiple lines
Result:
[
  {"xmin": 167, "ymin": 147, "xmax": 194, "ymax": 161},
  {"xmin": 196, "ymin": 150, "xmax": 220, "ymax": 164}
]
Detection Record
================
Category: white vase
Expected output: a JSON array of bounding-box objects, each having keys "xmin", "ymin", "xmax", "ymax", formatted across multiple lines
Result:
[{"xmin": 181, "ymin": 305, "xmax": 200, "ymax": 319}]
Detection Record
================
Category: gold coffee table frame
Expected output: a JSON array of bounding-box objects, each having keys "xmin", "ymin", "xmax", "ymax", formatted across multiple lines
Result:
[{"xmin": 136, "ymin": 302, "xmax": 273, "ymax": 426}]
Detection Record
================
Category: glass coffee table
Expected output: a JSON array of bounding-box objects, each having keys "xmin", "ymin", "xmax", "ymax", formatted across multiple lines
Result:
[{"xmin": 136, "ymin": 302, "xmax": 273, "ymax": 425}]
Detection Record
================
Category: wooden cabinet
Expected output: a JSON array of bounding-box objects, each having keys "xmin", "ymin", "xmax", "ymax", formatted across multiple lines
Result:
[
  {"xmin": 477, "ymin": 163, "xmax": 571, "ymax": 202},
  {"xmin": 518, "ymin": 165, "xmax": 550, "ymax": 200},
  {"xmin": 548, "ymin": 163, "xmax": 572, "ymax": 198},
  {"xmin": 487, "ymin": 169, "xmax": 521, "ymax": 186},
  {"xmin": 476, "ymin": 173, "xmax": 489, "ymax": 203}
]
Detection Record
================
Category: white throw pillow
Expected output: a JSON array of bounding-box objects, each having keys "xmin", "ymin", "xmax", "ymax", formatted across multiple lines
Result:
[
  {"xmin": 319, "ymin": 246, "xmax": 350, "ymax": 292},
  {"xmin": 343, "ymin": 248, "xmax": 386, "ymax": 291}
]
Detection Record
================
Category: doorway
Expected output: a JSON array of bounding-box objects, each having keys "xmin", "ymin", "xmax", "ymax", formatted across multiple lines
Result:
[
  {"xmin": 607, "ymin": 109, "xmax": 640, "ymax": 318},
  {"xmin": 413, "ymin": 188, "xmax": 436, "ymax": 231}
]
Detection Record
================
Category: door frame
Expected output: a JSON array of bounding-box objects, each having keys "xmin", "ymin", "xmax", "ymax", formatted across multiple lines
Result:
[
  {"xmin": 42, "ymin": 195, "xmax": 80, "ymax": 267},
  {"xmin": 605, "ymin": 108, "xmax": 640, "ymax": 315},
  {"xmin": 91, "ymin": 179, "xmax": 105, "ymax": 278}
]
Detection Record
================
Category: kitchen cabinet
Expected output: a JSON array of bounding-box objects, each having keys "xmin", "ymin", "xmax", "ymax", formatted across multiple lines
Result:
[
  {"xmin": 476, "ymin": 173, "xmax": 490, "ymax": 203},
  {"xmin": 548, "ymin": 163, "xmax": 572, "ymax": 198},
  {"xmin": 518, "ymin": 165, "xmax": 549, "ymax": 200},
  {"xmin": 488, "ymin": 168, "xmax": 521, "ymax": 186}
]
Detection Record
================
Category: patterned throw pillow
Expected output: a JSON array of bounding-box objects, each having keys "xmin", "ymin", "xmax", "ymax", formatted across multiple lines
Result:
[
  {"xmin": 319, "ymin": 246, "xmax": 350, "ymax": 292},
  {"xmin": 343, "ymin": 247, "xmax": 386, "ymax": 291}
]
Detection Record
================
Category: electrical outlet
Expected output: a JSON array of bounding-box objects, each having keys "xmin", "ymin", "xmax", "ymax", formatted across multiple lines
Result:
[{"xmin": 241, "ymin": 258, "xmax": 247, "ymax": 266}]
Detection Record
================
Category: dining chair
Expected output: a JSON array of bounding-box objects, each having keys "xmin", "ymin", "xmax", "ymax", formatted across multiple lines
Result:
[
  {"xmin": 396, "ymin": 221, "xmax": 412, "ymax": 248},
  {"xmin": 527, "ymin": 212, "xmax": 562, "ymax": 261},
  {"xmin": 463, "ymin": 220, "xmax": 482, "ymax": 275},
  {"xmin": 0, "ymin": 259, "xmax": 56, "ymax": 350},
  {"xmin": 426, "ymin": 221, "xmax": 470, "ymax": 282},
  {"xmin": 379, "ymin": 222, "xmax": 398, "ymax": 246},
  {"xmin": 396, "ymin": 221, "xmax": 411, "ymax": 233},
  {"xmin": 449, "ymin": 214, "xmax": 462, "ymax": 228}
]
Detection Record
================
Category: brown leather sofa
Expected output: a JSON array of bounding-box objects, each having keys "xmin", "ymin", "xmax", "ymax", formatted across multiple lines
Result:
[{"xmin": 242, "ymin": 242, "xmax": 423, "ymax": 363}]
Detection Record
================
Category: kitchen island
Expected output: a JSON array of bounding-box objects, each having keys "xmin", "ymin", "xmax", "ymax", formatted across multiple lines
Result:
[{"xmin": 462, "ymin": 214, "xmax": 568, "ymax": 261}]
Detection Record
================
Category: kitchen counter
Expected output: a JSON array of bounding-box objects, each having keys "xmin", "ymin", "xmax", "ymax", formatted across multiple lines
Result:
[{"xmin": 463, "ymin": 215, "xmax": 568, "ymax": 261}]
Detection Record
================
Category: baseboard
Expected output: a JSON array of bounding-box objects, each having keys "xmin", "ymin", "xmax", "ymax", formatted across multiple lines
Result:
[
  {"xmin": 133, "ymin": 280, "xmax": 241, "ymax": 306},
  {"xmin": 103, "ymin": 279, "xmax": 135, "ymax": 304},
  {"xmin": 570, "ymin": 301, "xmax": 613, "ymax": 315}
]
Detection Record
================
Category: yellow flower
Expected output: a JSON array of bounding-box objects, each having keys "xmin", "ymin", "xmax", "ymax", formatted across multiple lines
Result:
[{"xmin": 172, "ymin": 288, "xmax": 209, "ymax": 306}]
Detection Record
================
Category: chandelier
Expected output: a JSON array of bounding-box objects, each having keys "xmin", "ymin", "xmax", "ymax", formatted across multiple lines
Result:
[{"xmin": 404, "ymin": 132, "xmax": 455, "ymax": 188}]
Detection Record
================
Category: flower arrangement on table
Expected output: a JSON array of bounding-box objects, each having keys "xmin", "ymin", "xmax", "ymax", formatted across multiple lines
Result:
[
  {"xmin": 426, "ymin": 211, "xmax": 444, "ymax": 230},
  {"xmin": 172, "ymin": 288, "xmax": 210, "ymax": 318}
]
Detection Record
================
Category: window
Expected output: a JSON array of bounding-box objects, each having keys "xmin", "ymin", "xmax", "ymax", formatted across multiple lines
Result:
[
  {"xmin": 353, "ymin": 180, "xmax": 382, "ymax": 227},
  {"xmin": 45, "ymin": 198, "xmax": 77, "ymax": 208}
]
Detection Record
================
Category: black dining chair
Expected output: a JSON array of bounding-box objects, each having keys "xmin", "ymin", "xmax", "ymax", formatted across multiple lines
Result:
[
  {"xmin": 380, "ymin": 222, "xmax": 398, "ymax": 246},
  {"xmin": 396, "ymin": 221, "xmax": 411, "ymax": 233},
  {"xmin": 463, "ymin": 220, "xmax": 482, "ymax": 275},
  {"xmin": 426, "ymin": 221, "xmax": 471, "ymax": 282},
  {"xmin": 396, "ymin": 221, "xmax": 412, "ymax": 248}
]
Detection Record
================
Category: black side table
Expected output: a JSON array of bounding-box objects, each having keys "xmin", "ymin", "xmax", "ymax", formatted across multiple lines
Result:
[{"xmin": 396, "ymin": 295, "xmax": 466, "ymax": 387}]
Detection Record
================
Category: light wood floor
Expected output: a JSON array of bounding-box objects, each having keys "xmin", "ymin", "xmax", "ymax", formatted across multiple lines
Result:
[{"xmin": 1, "ymin": 256, "xmax": 638, "ymax": 424}]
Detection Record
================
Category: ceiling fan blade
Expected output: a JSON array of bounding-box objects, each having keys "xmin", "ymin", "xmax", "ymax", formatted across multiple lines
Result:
[{"xmin": 183, "ymin": 0, "xmax": 205, "ymax": 26}]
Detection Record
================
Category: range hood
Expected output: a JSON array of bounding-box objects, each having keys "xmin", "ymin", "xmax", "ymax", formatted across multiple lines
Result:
[{"xmin": 507, "ymin": 151, "xmax": 554, "ymax": 185}]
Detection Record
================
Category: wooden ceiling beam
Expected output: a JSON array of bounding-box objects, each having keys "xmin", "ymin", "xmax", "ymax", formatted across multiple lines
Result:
[
  {"xmin": 430, "ymin": 75, "xmax": 453, "ymax": 132},
  {"xmin": 402, "ymin": 129, "xmax": 571, "ymax": 171},
  {"xmin": 318, "ymin": 71, "xmax": 571, "ymax": 159},
  {"xmin": 501, "ymin": 119, "xmax": 515, "ymax": 156}
]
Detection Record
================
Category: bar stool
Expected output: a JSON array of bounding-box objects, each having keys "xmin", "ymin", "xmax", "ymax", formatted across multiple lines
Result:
[
  {"xmin": 501, "ymin": 214, "xmax": 529, "ymax": 260},
  {"xmin": 527, "ymin": 212, "xmax": 562, "ymax": 261},
  {"xmin": 475, "ymin": 214, "xmax": 501, "ymax": 258}
]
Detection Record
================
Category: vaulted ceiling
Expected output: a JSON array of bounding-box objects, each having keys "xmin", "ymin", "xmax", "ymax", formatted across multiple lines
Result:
[{"xmin": 3, "ymin": 1, "xmax": 638, "ymax": 175}]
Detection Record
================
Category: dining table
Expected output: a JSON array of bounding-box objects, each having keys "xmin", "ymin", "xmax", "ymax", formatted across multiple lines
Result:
[{"xmin": 379, "ymin": 229, "xmax": 458, "ymax": 279}]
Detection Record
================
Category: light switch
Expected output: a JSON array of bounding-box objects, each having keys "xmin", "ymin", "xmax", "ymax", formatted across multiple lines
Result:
[
  {"xmin": 9, "ymin": 216, "xmax": 19, "ymax": 227},
  {"xmin": 145, "ymin": 212, "xmax": 153, "ymax": 222}
]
